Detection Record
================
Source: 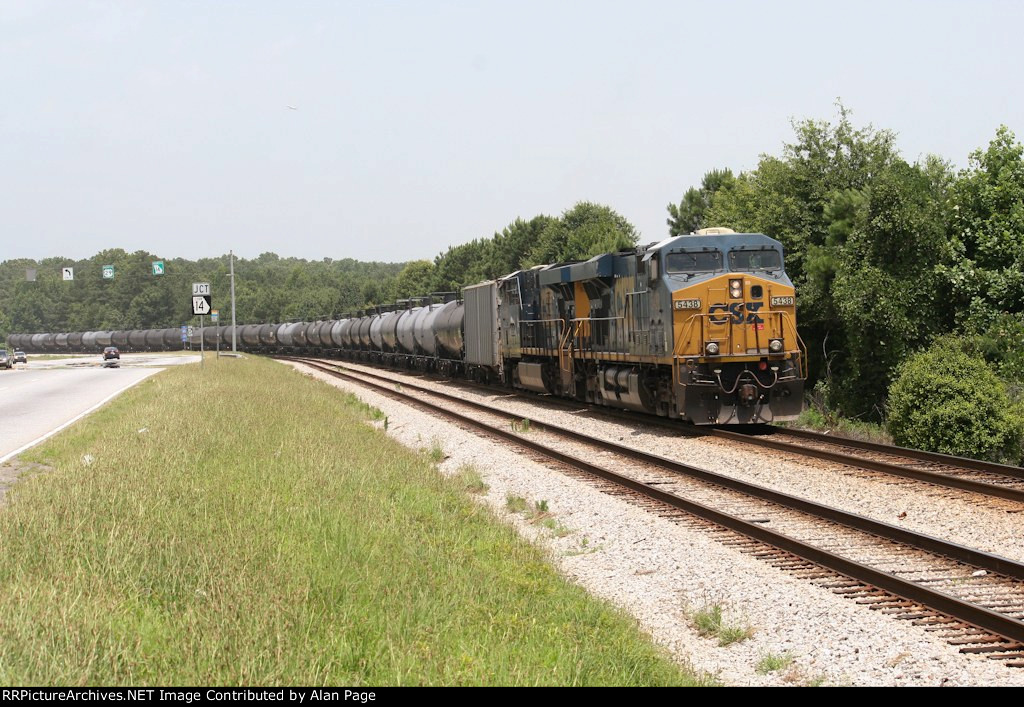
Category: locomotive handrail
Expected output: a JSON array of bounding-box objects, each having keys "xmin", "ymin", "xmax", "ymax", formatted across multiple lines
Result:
[
  {"xmin": 558, "ymin": 320, "xmax": 574, "ymax": 374},
  {"xmin": 518, "ymin": 318, "xmax": 565, "ymax": 355},
  {"xmin": 674, "ymin": 313, "xmax": 705, "ymax": 385},
  {"xmin": 569, "ymin": 316, "xmax": 627, "ymax": 362},
  {"xmin": 775, "ymin": 311, "xmax": 809, "ymax": 378}
]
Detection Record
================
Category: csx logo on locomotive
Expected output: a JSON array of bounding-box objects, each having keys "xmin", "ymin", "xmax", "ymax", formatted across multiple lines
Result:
[{"xmin": 708, "ymin": 301, "xmax": 764, "ymax": 325}]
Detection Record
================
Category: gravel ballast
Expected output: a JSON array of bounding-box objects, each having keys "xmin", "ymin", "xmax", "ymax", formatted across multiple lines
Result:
[{"xmin": 288, "ymin": 360, "xmax": 1024, "ymax": 687}]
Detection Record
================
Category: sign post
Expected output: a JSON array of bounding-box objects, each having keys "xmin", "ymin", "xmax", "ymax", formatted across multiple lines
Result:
[
  {"xmin": 192, "ymin": 284, "xmax": 212, "ymax": 369},
  {"xmin": 212, "ymin": 310, "xmax": 220, "ymax": 358},
  {"xmin": 230, "ymin": 251, "xmax": 237, "ymax": 353}
]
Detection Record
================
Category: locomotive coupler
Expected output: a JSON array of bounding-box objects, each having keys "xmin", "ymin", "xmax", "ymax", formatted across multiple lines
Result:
[{"xmin": 738, "ymin": 383, "xmax": 758, "ymax": 406}]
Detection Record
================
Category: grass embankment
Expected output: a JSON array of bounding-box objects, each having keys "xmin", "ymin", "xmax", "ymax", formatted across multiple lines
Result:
[
  {"xmin": 789, "ymin": 406, "xmax": 892, "ymax": 445},
  {"xmin": 0, "ymin": 357, "xmax": 702, "ymax": 685}
]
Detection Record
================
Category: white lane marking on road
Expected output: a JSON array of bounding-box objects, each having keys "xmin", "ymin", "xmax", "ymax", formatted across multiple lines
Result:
[{"xmin": 0, "ymin": 372, "xmax": 160, "ymax": 464}]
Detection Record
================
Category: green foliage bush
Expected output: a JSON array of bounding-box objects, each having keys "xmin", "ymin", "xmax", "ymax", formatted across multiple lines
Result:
[{"xmin": 887, "ymin": 337, "xmax": 1024, "ymax": 463}]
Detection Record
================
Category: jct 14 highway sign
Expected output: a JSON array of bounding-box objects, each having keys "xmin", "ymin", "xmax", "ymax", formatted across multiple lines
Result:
[{"xmin": 192, "ymin": 295, "xmax": 212, "ymax": 316}]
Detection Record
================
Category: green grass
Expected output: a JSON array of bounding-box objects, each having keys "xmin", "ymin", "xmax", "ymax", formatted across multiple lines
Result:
[
  {"xmin": 426, "ymin": 439, "xmax": 445, "ymax": 463},
  {"xmin": 456, "ymin": 465, "xmax": 489, "ymax": 495},
  {"xmin": 0, "ymin": 356, "xmax": 702, "ymax": 686},
  {"xmin": 790, "ymin": 400, "xmax": 892, "ymax": 445},
  {"xmin": 755, "ymin": 652, "xmax": 794, "ymax": 674},
  {"xmin": 510, "ymin": 418, "xmax": 532, "ymax": 433},
  {"xmin": 690, "ymin": 604, "xmax": 754, "ymax": 647},
  {"xmin": 505, "ymin": 494, "xmax": 529, "ymax": 514}
]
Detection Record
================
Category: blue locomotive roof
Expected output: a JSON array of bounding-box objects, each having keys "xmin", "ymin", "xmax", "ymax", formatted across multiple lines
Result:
[
  {"xmin": 538, "ymin": 252, "xmax": 633, "ymax": 285},
  {"xmin": 647, "ymin": 232, "xmax": 784, "ymax": 256}
]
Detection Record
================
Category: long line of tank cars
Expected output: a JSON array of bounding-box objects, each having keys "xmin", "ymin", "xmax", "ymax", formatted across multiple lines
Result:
[{"xmin": 7, "ymin": 229, "xmax": 806, "ymax": 424}]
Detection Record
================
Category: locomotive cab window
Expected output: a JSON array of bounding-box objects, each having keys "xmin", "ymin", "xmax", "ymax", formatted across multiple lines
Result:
[
  {"xmin": 728, "ymin": 248, "xmax": 782, "ymax": 272},
  {"xmin": 665, "ymin": 250, "xmax": 723, "ymax": 274}
]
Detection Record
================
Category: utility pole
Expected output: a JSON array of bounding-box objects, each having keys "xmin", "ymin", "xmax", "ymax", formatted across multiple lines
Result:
[{"xmin": 230, "ymin": 250, "xmax": 237, "ymax": 353}]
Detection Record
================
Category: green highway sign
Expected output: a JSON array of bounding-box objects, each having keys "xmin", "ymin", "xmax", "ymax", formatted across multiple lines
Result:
[
  {"xmin": 152, "ymin": 261, "xmax": 165, "ymax": 275},
  {"xmin": 102, "ymin": 265, "xmax": 115, "ymax": 279}
]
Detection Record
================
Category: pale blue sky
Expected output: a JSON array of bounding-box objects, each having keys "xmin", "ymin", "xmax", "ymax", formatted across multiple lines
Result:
[{"xmin": 2, "ymin": 0, "xmax": 1022, "ymax": 262}]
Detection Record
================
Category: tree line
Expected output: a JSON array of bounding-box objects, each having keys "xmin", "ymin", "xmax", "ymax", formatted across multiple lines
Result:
[
  {"xmin": 0, "ymin": 253, "xmax": 405, "ymax": 336},
  {"xmin": 0, "ymin": 202, "xmax": 639, "ymax": 338}
]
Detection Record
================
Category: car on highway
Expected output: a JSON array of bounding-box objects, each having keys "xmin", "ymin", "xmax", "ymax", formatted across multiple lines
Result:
[
  {"xmin": 0, "ymin": 349, "xmax": 11, "ymax": 370},
  {"xmin": 103, "ymin": 346, "xmax": 120, "ymax": 360},
  {"xmin": 13, "ymin": 350, "xmax": 27, "ymax": 364}
]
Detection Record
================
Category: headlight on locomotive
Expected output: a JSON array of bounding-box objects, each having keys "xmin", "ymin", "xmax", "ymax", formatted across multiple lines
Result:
[
  {"xmin": 729, "ymin": 279, "xmax": 743, "ymax": 299},
  {"xmin": 706, "ymin": 342, "xmax": 720, "ymax": 356},
  {"xmin": 769, "ymin": 338, "xmax": 784, "ymax": 353}
]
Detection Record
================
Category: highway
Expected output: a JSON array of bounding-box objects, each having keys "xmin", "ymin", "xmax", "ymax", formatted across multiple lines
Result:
[{"xmin": 0, "ymin": 354, "xmax": 197, "ymax": 463}]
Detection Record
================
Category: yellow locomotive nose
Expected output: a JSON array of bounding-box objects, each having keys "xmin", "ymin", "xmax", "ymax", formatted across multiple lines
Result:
[{"xmin": 672, "ymin": 274, "xmax": 798, "ymax": 361}]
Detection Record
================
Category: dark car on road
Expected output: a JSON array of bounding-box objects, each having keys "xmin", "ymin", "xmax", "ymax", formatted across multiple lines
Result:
[
  {"xmin": 0, "ymin": 350, "xmax": 11, "ymax": 370},
  {"xmin": 103, "ymin": 346, "xmax": 120, "ymax": 368}
]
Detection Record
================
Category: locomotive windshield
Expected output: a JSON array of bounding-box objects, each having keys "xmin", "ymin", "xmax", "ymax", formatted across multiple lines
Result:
[
  {"xmin": 728, "ymin": 248, "xmax": 782, "ymax": 272},
  {"xmin": 666, "ymin": 250, "xmax": 723, "ymax": 274}
]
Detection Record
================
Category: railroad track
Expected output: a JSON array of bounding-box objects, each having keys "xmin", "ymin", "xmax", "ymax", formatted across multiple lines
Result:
[
  {"xmin": 285, "ymin": 356, "xmax": 1024, "ymax": 665},
  {"xmin": 716, "ymin": 426, "xmax": 1024, "ymax": 506},
  {"xmin": 313, "ymin": 356, "xmax": 1024, "ymax": 506}
]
